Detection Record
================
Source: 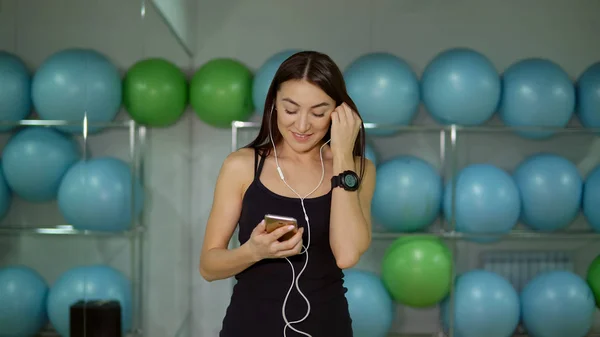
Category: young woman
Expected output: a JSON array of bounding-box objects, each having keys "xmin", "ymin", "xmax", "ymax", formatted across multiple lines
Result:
[{"xmin": 199, "ymin": 51, "xmax": 376, "ymax": 337}]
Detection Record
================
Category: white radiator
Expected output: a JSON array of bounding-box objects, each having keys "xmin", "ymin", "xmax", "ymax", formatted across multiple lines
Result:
[{"xmin": 480, "ymin": 251, "xmax": 574, "ymax": 292}]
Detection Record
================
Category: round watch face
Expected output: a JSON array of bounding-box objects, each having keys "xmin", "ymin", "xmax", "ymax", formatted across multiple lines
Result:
[{"xmin": 344, "ymin": 174, "xmax": 358, "ymax": 187}]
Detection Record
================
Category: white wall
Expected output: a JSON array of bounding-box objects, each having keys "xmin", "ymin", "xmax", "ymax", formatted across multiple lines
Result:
[{"xmin": 1, "ymin": 0, "xmax": 600, "ymax": 336}]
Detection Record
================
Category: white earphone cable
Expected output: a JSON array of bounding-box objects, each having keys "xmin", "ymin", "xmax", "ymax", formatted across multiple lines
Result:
[{"xmin": 268, "ymin": 105, "xmax": 330, "ymax": 337}]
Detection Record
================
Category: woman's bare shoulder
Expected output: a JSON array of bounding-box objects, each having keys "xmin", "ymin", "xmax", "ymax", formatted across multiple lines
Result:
[
  {"xmin": 218, "ymin": 148, "xmax": 256, "ymax": 190},
  {"xmin": 221, "ymin": 147, "xmax": 255, "ymax": 172}
]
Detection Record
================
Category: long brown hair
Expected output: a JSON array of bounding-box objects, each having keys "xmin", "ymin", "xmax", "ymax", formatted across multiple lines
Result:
[{"xmin": 244, "ymin": 51, "xmax": 367, "ymax": 178}]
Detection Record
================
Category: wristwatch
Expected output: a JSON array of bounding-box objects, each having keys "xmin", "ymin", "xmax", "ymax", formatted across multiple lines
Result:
[{"xmin": 331, "ymin": 170, "xmax": 360, "ymax": 191}]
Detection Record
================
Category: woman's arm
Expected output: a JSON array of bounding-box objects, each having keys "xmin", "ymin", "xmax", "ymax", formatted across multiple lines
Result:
[
  {"xmin": 329, "ymin": 156, "xmax": 376, "ymax": 269},
  {"xmin": 199, "ymin": 150, "xmax": 259, "ymax": 282}
]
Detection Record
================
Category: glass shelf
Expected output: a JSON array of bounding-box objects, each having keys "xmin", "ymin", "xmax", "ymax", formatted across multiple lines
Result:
[
  {"xmin": 371, "ymin": 229, "xmax": 600, "ymax": 240},
  {"xmin": 231, "ymin": 120, "xmax": 600, "ymax": 134},
  {"xmin": 0, "ymin": 224, "xmax": 144, "ymax": 236},
  {"xmin": 384, "ymin": 334, "xmax": 600, "ymax": 337},
  {"xmin": 37, "ymin": 327, "xmax": 142, "ymax": 337},
  {"xmin": 0, "ymin": 118, "xmax": 136, "ymax": 128}
]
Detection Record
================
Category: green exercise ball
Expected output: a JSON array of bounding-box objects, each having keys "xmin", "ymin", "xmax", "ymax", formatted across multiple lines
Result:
[
  {"xmin": 189, "ymin": 58, "xmax": 253, "ymax": 128},
  {"xmin": 381, "ymin": 236, "xmax": 453, "ymax": 308},
  {"xmin": 123, "ymin": 58, "xmax": 187, "ymax": 127},
  {"xmin": 587, "ymin": 255, "xmax": 600, "ymax": 308}
]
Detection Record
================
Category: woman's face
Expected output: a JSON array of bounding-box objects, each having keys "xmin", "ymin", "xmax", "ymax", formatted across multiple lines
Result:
[{"xmin": 274, "ymin": 79, "xmax": 336, "ymax": 154}]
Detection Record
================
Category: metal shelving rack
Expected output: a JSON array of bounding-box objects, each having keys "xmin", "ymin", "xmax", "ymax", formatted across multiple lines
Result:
[
  {"xmin": 0, "ymin": 119, "xmax": 147, "ymax": 337},
  {"xmin": 231, "ymin": 120, "xmax": 600, "ymax": 337}
]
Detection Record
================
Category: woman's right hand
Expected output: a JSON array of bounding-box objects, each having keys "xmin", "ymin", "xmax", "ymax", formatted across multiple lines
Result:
[{"xmin": 246, "ymin": 220, "xmax": 305, "ymax": 261}]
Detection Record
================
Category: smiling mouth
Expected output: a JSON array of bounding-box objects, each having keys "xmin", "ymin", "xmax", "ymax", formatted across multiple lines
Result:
[{"xmin": 292, "ymin": 132, "xmax": 312, "ymax": 142}]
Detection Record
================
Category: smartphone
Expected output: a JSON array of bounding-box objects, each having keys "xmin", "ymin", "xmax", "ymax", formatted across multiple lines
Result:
[{"xmin": 264, "ymin": 214, "xmax": 298, "ymax": 241}]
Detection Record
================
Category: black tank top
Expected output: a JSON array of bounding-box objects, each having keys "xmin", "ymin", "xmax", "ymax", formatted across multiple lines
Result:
[{"xmin": 219, "ymin": 148, "xmax": 353, "ymax": 337}]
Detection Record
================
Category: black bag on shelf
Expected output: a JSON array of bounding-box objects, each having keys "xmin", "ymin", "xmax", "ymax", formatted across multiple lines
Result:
[{"xmin": 69, "ymin": 300, "xmax": 122, "ymax": 337}]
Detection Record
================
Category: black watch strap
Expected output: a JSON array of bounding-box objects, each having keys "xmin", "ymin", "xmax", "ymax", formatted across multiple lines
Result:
[
  {"xmin": 331, "ymin": 170, "xmax": 360, "ymax": 191},
  {"xmin": 331, "ymin": 175, "xmax": 342, "ymax": 189}
]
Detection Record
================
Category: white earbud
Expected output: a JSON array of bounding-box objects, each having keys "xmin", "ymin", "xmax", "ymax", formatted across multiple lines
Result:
[{"xmin": 268, "ymin": 105, "xmax": 329, "ymax": 337}]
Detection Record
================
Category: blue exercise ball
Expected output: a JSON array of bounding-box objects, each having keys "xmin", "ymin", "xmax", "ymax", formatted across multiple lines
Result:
[
  {"xmin": 32, "ymin": 48, "xmax": 122, "ymax": 133},
  {"xmin": 421, "ymin": 48, "xmax": 500, "ymax": 126},
  {"xmin": 345, "ymin": 53, "xmax": 420, "ymax": 136},
  {"xmin": 443, "ymin": 164, "xmax": 520, "ymax": 242},
  {"xmin": 2, "ymin": 127, "xmax": 80, "ymax": 202},
  {"xmin": 576, "ymin": 62, "xmax": 600, "ymax": 128},
  {"xmin": 0, "ymin": 162, "xmax": 12, "ymax": 220},
  {"xmin": 0, "ymin": 266, "xmax": 49, "ymax": 337},
  {"xmin": 365, "ymin": 142, "xmax": 378, "ymax": 167},
  {"xmin": 513, "ymin": 153, "xmax": 582, "ymax": 231},
  {"xmin": 521, "ymin": 270, "xmax": 594, "ymax": 337},
  {"xmin": 499, "ymin": 58, "xmax": 575, "ymax": 139},
  {"xmin": 372, "ymin": 156, "xmax": 442, "ymax": 232},
  {"xmin": 47, "ymin": 265, "xmax": 132, "ymax": 337},
  {"xmin": 441, "ymin": 270, "xmax": 520, "ymax": 337},
  {"xmin": 252, "ymin": 49, "xmax": 299, "ymax": 115},
  {"xmin": 584, "ymin": 165, "xmax": 600, "ymax": 231},
  {"xmin": 343, "ymin": 269, "xmax": 395, "ymax": 337},
  {"xmin": 57, "ymin": 157, "xmax": 143, "ymax": 231},
  {"xmin": 0, "ymin": 51, "xmax": 31, "ymax": 131}
]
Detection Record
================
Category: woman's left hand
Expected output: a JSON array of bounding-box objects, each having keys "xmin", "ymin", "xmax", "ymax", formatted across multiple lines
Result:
[{"xmin": 330, "ymin": 103, "xmax": 361, "ymax": 158}]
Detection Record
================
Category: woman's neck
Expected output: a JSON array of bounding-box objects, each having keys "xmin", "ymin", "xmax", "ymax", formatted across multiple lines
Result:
[{"xmin": 275, "ymin": 142, "xmax": 332, "ymax": 165}]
